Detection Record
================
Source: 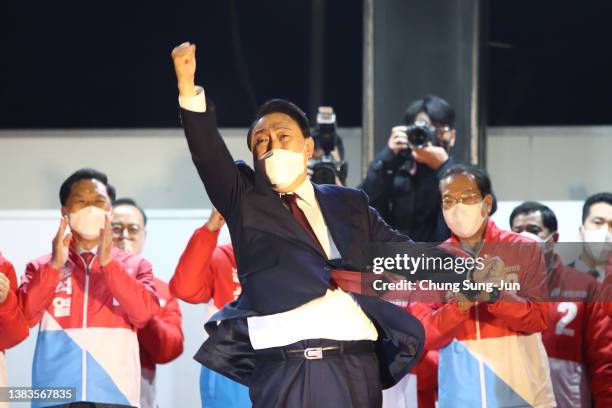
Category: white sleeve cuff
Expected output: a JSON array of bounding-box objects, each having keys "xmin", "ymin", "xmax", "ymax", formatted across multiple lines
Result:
[{"xmin": 178, "ymin": 86, "xmax": 207, "ymax": 113}]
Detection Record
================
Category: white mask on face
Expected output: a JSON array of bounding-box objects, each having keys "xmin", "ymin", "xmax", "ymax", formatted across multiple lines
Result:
[
  {"xmin": 257, "ymin": 143, "xmax": 306, "ymax": 191},
  {"xmin": 520, "ymin": 231, "xmax": 554, "ymax": 253},
  {"xmin": 443, "ymin": 202, "xmax": 486, "ymax": 239},
  {"xmin": 69, "ymin": 206, "xmax": 108, "ymax": 240},
  {"xmin": 582, "ymin": 227, "xmax": 612, "ymax": 263}
]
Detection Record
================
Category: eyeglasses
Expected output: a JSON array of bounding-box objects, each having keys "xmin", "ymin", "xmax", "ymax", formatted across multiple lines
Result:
[
  {"xmin": 433, "ymin": 124, "xmax": 451, "ymax": 136},
  {"xmin": 111, "ymin": 223, "xmax": 143, "ymax": 236},
  {"xmin": 442, "ymin": 194, "xmax": 482, "ymax": 210}
]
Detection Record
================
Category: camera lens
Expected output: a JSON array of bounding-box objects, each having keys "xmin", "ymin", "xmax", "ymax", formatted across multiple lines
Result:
[{"xmin": 407, "ymin": 127, "xmax": 428, "ymax": 148}]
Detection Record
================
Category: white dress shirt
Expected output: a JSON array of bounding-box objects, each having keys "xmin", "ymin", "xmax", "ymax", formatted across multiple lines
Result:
[{"xmin": 179, "ymin": 89, "xmax": 378, "ymax": 349}]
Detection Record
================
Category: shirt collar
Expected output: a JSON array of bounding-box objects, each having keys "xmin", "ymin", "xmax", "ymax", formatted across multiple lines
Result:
[
  {"xmin": 79, "ymin": 246, "xmax": 98, "ymax": 255},
  {"xmin": 288, "ymin": 179, "xmax": 317, "ymax": 208}
]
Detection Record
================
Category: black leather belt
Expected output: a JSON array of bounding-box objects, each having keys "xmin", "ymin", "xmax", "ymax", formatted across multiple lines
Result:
[{"xmin": 255, "ymin": 340, "xmax": 376, "ymax": 361}]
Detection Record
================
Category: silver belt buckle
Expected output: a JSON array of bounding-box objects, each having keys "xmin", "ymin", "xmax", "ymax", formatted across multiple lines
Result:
[{"xmin": 304, "ymin": 347, "xmax": 323, "ymax": 360}]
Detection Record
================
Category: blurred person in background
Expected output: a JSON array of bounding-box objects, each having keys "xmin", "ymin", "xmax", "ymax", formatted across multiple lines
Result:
[
  {"xmin": 572, "ymin": 192, "xmax": 612, "ymax": 282},
  {"xmin": 359, "ymin": 95, "xmax": 458, "ymax": 242},
  {"xmin": 169, "ymin": 209, "xmax": 250, "ymax": 408},
  {"xmin": 603, "ymin": 268, "xmax": 612, "ymax": 316},
  {"xmin": 0, "ymin": 252, "xmax": 29, "ymax": 408},
  {"xmin": 510, "ymin": 201, "xmax": 611, "ymax": 408},
  {"xmin": 18, "ymin": 168, "xmax": 159, "ymax": 407},
  {"xmin": 307, "ymin": 106, "xmax": 348, "ymax": 187},
  {"xmin": 408, "ymin": 164, "xmax": 554, "ymax": 408},
  {"xmin": 112, "ymin": 197, "xmax": 184, "ymax": 408}
]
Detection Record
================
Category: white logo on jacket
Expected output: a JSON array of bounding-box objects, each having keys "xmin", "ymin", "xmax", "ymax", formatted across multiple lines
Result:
[{"xmin": 53, "ymin": 275, "xmax": 72, "ymax": 317}]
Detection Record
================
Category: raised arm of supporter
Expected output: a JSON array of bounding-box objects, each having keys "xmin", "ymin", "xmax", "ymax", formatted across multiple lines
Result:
[
  {"xmin": 101, "ymin": 258, "xmax": 159, "ymax": 328},
  {"xmin": 170, "ymin": 211, "xmax": 223, "ymax": 304},
  {"xmin": 18, "ymin": 261, "xmax": 61, "ymax": 327},
  {"xmin": 18, "ymin": 218, "xmax": 70, "ymax": 326},
  {"xmin": 138, "ymin": 294, "xmax": 184, "ymax": 364},
  {"xmin": 172, "ymin": 42, "xmax": 248, "ymax": 218},
  {"xmin": 0, "ymin": 257, "xmax": 29, "ymax": 349},
  {"xmin": 484, "ymin": 243, "xmax": 548, "ymax": 333}
]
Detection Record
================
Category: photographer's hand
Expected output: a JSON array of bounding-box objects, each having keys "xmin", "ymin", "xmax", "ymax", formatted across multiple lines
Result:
[
  {"xmin": 412, "ymin": 145, "xmax": 449, "ymax": 170},
  {"xmin": 388, "ymin": 126, "xmax": 409, "ymax": 154}
]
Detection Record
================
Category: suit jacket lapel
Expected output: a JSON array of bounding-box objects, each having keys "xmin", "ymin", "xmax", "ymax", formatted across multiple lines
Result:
[
  {"xmin": 252, "ymin": 176, "xmax": 327, "ymax": 259},
  {"xmin": 313, "ymin": 184, "xmax": 350, "ymax": 260}
]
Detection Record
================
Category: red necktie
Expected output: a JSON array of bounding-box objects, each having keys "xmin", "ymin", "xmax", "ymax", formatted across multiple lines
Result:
[
  {"xmin": 281, "ymin": 194, "xmax": 326, "ymax": 256},
  {"xmin": 81, "ymin": 252, "xmax": 95, "ymax": 268},
  {"xmin": 281, "ymin": 194, "xmax": 337, "ymax": 289}
]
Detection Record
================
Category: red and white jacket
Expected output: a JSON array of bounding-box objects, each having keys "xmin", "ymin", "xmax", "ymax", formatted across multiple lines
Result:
[
  {"xmin": 138, "ymin": 278, "xmax": 183, "ymax": 371},
  {"xmin": 170, "ymin": 226, "xmax": 240, "ymax": 309},
  {"xmin": 603, "ymin": 258, "xmax": 612, "ymax": 317},
  {"xmin": 0, "ymin": 252, "xmax": 29, "ymax": 395},
  {"xmin": 138, "ymin": 277, "xmax": 183, "ymax": 408},
  {"xmin": 0, "ymin": 253, "xmax": 29, "ymax": 352},
  {"xmin": 19, "ymin": 245, "xmax": 159, "ymax": 407},
  {"xmin": 543, "ymin": 254, "xmax": 611, "ymax": 408},
  {"xmin": 408, "ymin": 219, "xmax": 554, "ymax": 408}
]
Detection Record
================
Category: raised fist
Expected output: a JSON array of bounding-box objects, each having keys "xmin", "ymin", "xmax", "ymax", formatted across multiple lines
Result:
[{"xmin": 171, "ymin": 42, "xmax": 197, "ymax": 97}]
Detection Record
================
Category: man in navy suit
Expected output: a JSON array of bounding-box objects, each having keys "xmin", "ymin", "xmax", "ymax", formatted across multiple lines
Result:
[{"xmin": 171, "ymin": 42, "xmax": 425, "ymax": 408}]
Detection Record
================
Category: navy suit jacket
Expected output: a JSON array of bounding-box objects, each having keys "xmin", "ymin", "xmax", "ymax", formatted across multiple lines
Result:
[{"xmin": 180, "ymin": 101, "xmax": 425, "ymax": 389}]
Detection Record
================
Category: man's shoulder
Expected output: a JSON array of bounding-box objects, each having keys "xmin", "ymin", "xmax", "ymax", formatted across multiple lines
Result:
[
  {"xmin": 314, "ymin": 184, "xmax": 365, "ymax": 200},
  {"xmin": 28, "ymin": 253, "xmax": 53, "ymax": 267}
]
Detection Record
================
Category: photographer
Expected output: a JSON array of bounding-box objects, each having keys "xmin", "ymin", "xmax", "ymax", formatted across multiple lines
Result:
[
  {"xmin": 308, "ymin": 106, "xmax": 348, "ymax": 186},
  {"xmin": 359, "ymin": 96, "xmax": 457, "ymax": 242}
]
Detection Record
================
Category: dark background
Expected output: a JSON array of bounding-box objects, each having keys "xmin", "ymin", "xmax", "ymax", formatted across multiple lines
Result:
[{"xmin": 1, "ymin": 0, "xmax": 611, "ymax": 128}]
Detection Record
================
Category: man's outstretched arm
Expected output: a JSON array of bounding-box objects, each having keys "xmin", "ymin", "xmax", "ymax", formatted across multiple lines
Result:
[{"xmin": 172, "ymin": 42, "xmax": 247, "ymax": 218}]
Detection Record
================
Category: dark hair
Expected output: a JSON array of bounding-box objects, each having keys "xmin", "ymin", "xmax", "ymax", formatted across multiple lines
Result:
[
  {"xmin": 59, "ymin": 168, "xmax": 115, "ymax": 206},
  {"xmin": 404, "ymin": 95, "xmax": 455, "ymax": 127},
  {"xmin": 113, "ymin": 197, "xmax": 148, "ymax": 225},
  {"xmin": 582, "ymin": 192, "xmax": 612, "ymax": 224},
  {"xmin": 440, "ymin": 164, "xmax": 497, "ymax": 214},
  {"xmin": 509, "ymin": 201, "xmax": 558, "ymax": 232},
  {"xmin": 247, "ymin": 99, "xmax": 311, "ymax": 149}
]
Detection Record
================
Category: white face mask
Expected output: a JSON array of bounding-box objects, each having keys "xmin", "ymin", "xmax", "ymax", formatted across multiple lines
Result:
[
  {"xmin": 257, "ymin": 144, "xmax": 306, "ymax": 191},
  {"xmin": 69, "ymin": 206, "xmax": 108, "ymax": 240},
  {"xmin": 520, "ymin": 231, "xmax": 554, "ymax": 253},
  {"xmin": 443, "ymin": 202, "xmax": 486, "ymax": 239},
  {"xmin": 582, "ymin": 227, "xmax": 612, "ymax": 263}
]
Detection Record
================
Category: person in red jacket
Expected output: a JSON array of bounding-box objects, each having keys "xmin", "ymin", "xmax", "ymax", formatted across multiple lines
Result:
[
  {"xmin": 510, "ymin": 201, "xmax": 612, "ymax": 408},
  {"xmin": 0, "ymin": 252, "xmax": 29, "ymax": 404},
  {"xmin": 604, "ymin": 268, "xmax": 612, "ymax": 316},
  {"xmin": 112, "ymin": 197, "xmax": 184, "ymax": 408},
  {"xmin": 19, "ymin": 168, "xmax": 160, "ymax": 407},
  {"xmin": 407, "ymin": 164, "xmax": 554, "ymax": 408},
  {"xmin": 170, "ymin": 209, "xmax": 250, "ymax": 408}
]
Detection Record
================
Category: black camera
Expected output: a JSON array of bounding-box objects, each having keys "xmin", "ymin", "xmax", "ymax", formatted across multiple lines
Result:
[
  {"xmin": 308, "ymin": 106, "xmax": 348, "ymax": 185},
  {"xmin": 406, "ymin": 120, "xmax": 437, "ymax": 149}
]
